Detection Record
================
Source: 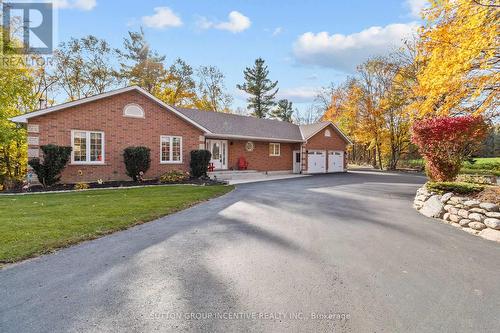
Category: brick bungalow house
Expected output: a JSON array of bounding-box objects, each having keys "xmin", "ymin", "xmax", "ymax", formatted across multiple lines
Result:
[{"xmin": 10, "ymin": 86, "xmax": 351, "ymax": 183}]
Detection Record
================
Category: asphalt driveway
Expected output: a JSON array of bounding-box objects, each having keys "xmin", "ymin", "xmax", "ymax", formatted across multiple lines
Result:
[{"xmin": 1, "ymin": 170, "xmax": 500, "ymax": 332}]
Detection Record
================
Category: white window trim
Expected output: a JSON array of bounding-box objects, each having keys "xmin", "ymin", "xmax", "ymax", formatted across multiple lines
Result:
[
  {"xmin": 123, "ymin": 103, "xmax": 145, "ymax": 118},
  {"xmin": 70, "ymin": 130, "xmax": 105, "ymax": 165},
  {"xmin": 269, "ymin": 143, "xmax": 280, "ymax": 157},
  {"xmin": 160, "ymin": 135, "xmax": 183, "ymax": 164},
  {"xmin": 324, "ymin": 129, "xmax": 331, "ymax": 137}
]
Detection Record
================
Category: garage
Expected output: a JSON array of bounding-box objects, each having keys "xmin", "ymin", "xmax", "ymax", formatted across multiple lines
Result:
[
  {"xmin": 328, "ymin": 151, "xmax": 344, "ymax": 172},
  {"xmin": 307, "ymin": 150, "xmax": 326, "ymax": 173}
]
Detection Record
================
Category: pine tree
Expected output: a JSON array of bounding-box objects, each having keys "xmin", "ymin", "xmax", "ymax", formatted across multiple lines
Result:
[
  {"xmin": 236, "ymin": 58, "xmax": 278, "ymax": 118},
  {"xmin": 271, "ymin": 99, "xmax": 294, "ymax": 122},
  {"xmin": 116, "ymin": 28, "xmax": 166, "ymax": 93}
]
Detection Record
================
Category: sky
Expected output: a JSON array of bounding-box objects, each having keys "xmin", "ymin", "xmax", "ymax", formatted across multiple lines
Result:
[{"xmin": 50, "ymin": 0, "xmax": 425, "ymax": 114}]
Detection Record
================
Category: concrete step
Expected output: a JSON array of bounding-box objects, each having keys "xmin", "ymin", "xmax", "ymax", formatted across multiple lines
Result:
[{"xmin": 208, "ymin": 170, "xmax": 265, "ymax": 180}]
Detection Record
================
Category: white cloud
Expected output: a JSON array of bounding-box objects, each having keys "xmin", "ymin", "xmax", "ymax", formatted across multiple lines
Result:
[
  {"xmin": 142, "ymin": 7, "xmax": 182, "ymax": 29},
  {"xmin": 272, "ymin": 27, "xmax": 283, "ymax": 36},
  {"xmin": 53, "ymin": 0, "xmax": 96, "ymax": 10},
  {"xmin": 198, "ymin": 11, "xmax": 251, "ymax": 33},
  {"xmin": 292, "ymin": 22, "xmax": 418, "ymax": 72},
  {"xmin": 406, "ymin": 0, "xmax": 428, "ymax": 18},
  {"xmin": 277, "ymin": 86, "xmax": 320, "ymax": 103}
]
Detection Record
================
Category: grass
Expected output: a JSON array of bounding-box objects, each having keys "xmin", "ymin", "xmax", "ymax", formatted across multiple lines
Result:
[
  {"xmin": 402, "ymin": 157, "xmax": 500, "ymax": 176},
  {"xmin": 0, "ymin": 185, "xmax": 233, "ymax": 264},
  {"xmin": 426, "ymin": 181, "xmax": 485, "ymax": 195}
]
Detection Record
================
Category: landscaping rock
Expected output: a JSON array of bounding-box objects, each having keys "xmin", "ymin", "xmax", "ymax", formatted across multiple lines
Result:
[
  {"xmin": 440, "ymin": 192, "xmax": 453, "ymax": 203},
  {"xmin": 458, "ymin": 209, "xmax": 469, "ymax": 218},
  {"xmin": 419, "ymin": 195, "xmax": 444, "ymax": 218},
  {"xmin": 485, "ymin": 211, "xmax": 500, "ymax": 219},
  {"xmin": 444, "ymin": 204, "xmax": 453, "ymax": 212},
  {"xmin": 415, "ymin": 195, "xmax": 428, "ymax": 202},
  {"xmin": 443, "ymin": 213, "xmax": 450, "ymax": 221},
  {"xmin": 479, "ymin": 202, "xmax": 499, "ymax": 212},
  {"xmin": 464, "ymin": 200, "xmax": 481, "ymax": 208},
  {"xmin": 484, "ymin": 218, "xmax": 500, "ymax": 230},
  {"xmin": 459, "ymin": 219, "xmax": 471, "ymax": 227},
  {"xmin": 417, "ymin": 187, "xmax": 429, "ymax": 195},
  {"xmin": 455, "ymin": 204, "xmax": 465, "ymax": 209},
  {"xmin": 462, "ymin": 227, "xmax": 479, "ymax": 235},
  {"xmin": 468, "ymin": 213, "xmax": 485, "ymax": 222},
  {"xmin": 479, "ymin": 228, "xmax": 500, "ymax": 242},
  {"xmin": 469, "ymin": 222, "xmax": 487, "ymax": 230},
  {"xmin": 448, "ymin": 207, "xmax": 459, "ymax": 215},
  {"xmin": 449, "ymin": 214, "xmax": 461, "ymax": 223},
  {"xmin": 469, "ymin": 208, "xmax": 487, "ymax": 215},
  {"xmin": 449, "ymin": 196, "xmax": 466, "ymax": 204}
]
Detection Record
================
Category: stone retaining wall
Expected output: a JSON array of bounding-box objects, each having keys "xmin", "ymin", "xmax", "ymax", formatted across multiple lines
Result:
[{"xmin": 414, "ymin": 186, "xmax": 500, "ymax": 242}]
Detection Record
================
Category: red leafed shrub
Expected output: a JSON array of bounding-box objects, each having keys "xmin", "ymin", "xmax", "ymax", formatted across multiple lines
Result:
[{"xmin": 411, "ymin": 115, "xmax": 488, "ymax": 181}]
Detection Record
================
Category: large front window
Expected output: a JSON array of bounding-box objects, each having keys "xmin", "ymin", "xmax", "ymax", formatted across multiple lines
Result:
[
  {"xmin": 161, "ymin": 136, "xmax": 182, "ymax": 163},
  {"xmin": 71, "ymin": 130, "xmax": 104, "ymax": 164}
]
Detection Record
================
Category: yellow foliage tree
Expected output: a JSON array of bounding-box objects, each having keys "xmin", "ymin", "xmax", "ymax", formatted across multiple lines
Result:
[
  {"xmin": 0, "ymin": 31, "xmax": 36, "ymax": 186},
  {"xmin": 413, "ymin": 0, "xmax": 499, "ymax": 117}
]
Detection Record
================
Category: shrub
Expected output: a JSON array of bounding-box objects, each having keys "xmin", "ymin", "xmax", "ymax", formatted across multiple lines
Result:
[
  {"xmin": 74, "ymin": 182, "xmax": 90, "ymax": 190},
  {"xmin": 159, "ymin": 170, "xmax": 189, "ymax": 183},
  {"xmin": 456, "ymin": 174, "xmax": 496, "ymax": 185},
  {"xmin": 0, "ymin": 184, "xmax": 3, "ymax": 192},
  {"xmin": 190, "ymin": 150, "xmax": 211, "ymax": 178},
  {"xmin": 411, "ymin": 115, "xmax": 488, "ymax": 181},
  {"xmin": 28, "ymin": 144, "xmax": 72, "ymax": 188},
  {"xmin": 426, "ymin": 181, "xmax": 485, "ymax": 195},
  {"xmin": 123, "ymin": 146, "xmax": 151, "ymax": 181}
]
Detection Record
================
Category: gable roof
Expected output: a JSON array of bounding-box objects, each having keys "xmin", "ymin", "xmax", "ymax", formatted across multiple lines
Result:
[
  {"xmin": 9, "ymin": 86, "xmax": 211, "ymax": 133},
  {"xmin": 9, "ymin": 85, "xmax": 351, "ymax": 143},
  {"xmin": 174, "ymin": 107, "xmax": 304, "ymax": 142},
  {"xmin": 300, "ymin": 121, "xmax": 353, "ymax": 144}
]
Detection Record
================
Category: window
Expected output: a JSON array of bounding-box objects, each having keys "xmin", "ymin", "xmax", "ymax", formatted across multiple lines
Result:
[
  {"xmin": 123, "ymin": 104, "xmax": 144, "ymax": 118},
  {"xmin": 161, "ymin": 136, "xmax": 182, "ymax": 163},
  {"xmin": 269, "ymin": 143, "xmax": 280, "ymax": 156},
  {"xmin": 71, "ymin": 130, "xmax": 104, "ymax": 164},
  {"xmin": 325, "ymin": 129, "xmax": 331, "ymax": 137}
]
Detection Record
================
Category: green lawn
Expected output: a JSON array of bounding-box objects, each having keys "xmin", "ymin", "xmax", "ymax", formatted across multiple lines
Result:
[
  {"xmin": 0, "ymin": 185, "xmax": 233, "ymax": 264},
  {"xmin": 403, "ymin": 157, "xmax": 500, "ymax": 176}
]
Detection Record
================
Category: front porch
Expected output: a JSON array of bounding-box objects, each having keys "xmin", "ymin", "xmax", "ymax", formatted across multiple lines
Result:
[{"xmin": 204, "ymin": 138, "xmax": 301, "ymax": 173}]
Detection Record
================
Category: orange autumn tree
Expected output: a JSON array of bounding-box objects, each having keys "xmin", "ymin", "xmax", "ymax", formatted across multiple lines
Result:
[
  {"xmin": 323, "ymin": 57, "xmax": 413, "ymax": 169},
  {"xmin": 413, "ymin": 0, "xmax": 499, "ymax": 117}
]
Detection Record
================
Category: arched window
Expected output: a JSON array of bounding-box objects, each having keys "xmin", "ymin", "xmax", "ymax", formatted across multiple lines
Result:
[
  {"xmin": 123, "ymin": 104, "xmax": 144, "ymax": 118},
  {"xmin": 324, "ymin": 129, "xmax": 331, "ymax": 137}
]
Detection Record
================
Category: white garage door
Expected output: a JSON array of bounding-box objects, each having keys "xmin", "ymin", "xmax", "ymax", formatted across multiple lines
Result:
[
  {"xmin": 328, "ymin": 151, "xmax": 344, "ymax": 172},
  {"xmin": 307, "ymin": 150, "xmax": 326, "ymax": 173}
]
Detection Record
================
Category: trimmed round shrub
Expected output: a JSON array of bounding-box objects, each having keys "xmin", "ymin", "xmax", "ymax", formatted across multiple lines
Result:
[
  {"xmin": 190, "ymin": 150, "xmax": 211, "ymax": 178},
  {"xmin": 123, "ymin": 146, "xmax": 151, "ymax": 181}
]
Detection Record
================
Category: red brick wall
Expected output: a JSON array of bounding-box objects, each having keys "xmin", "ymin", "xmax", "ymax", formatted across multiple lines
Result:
[
  {"xmin": 26, "ymin": 90, "xmax": 204, "ymax": 183},
  {"xmin": 226, "ymin": 140, "xmax": 301, "ymax": 171},
  {"xmin": 303, "ymin": 125, "xmax": 348, "ymax": 172}
]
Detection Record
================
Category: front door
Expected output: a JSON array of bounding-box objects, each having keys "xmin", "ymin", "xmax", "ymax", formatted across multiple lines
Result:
[
  {"xmin": 293, "ymin": 150, "xmax": 301, "ymax": 173},
  {"xmin": 207, "ymin": 139, "xmax": 228, "ymax": 170}
]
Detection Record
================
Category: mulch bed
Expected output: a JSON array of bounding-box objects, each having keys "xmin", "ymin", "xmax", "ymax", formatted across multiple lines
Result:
[
  {"xmin": 1, "ymin": 178, "xmax": 226, "ymax": 194},
  {"xmin": 472, "ymin": 186, "xmax": 500, "ymax": 205}
]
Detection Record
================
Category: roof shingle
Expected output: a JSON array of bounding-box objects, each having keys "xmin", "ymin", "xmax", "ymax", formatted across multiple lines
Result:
[{"xmin": 174, "ymin": 107, "xmax": 304, "ymax": 141}]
